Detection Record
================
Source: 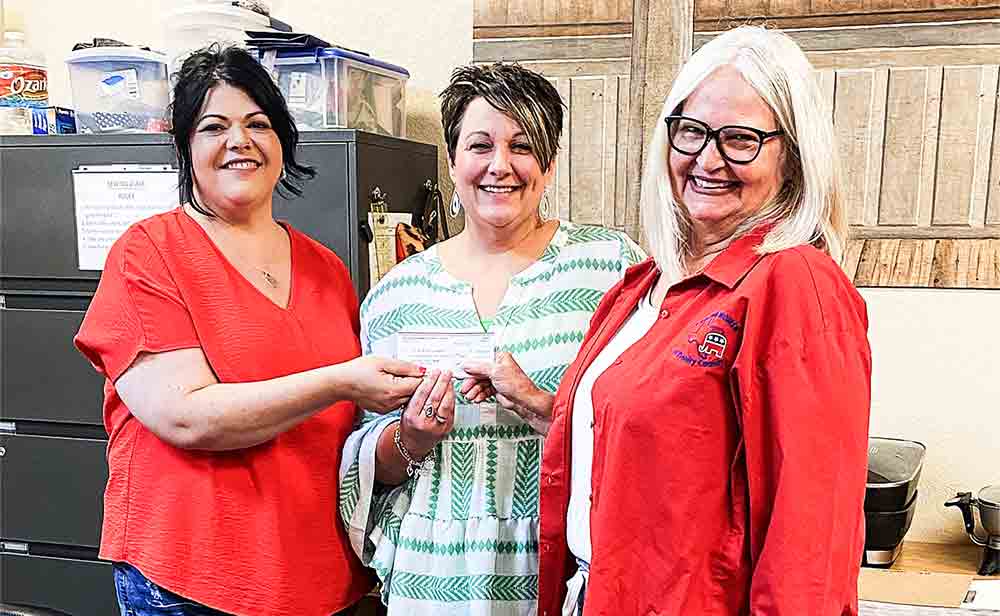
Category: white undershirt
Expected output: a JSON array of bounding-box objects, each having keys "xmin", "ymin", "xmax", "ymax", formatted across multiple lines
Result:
[{"xmin": 566, "ymin": 288, "xmax": 660, "ymax": 563}]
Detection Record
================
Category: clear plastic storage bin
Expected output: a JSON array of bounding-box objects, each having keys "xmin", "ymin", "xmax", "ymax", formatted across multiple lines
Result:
[
  {"xmin": 267, "ymin": 47, "xmax": 408, "ymax": 136},
  {"xmin": 65, "ymin": 47, "xmax": 169, "ymax": 133},
  {"xmin": 163, "ymin": 4, "xmax": 275, "ymax": 75}
]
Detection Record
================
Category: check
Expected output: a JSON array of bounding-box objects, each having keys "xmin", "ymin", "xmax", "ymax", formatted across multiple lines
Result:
[{"xmin": 395, "ymin": 331, "xmax": 496, "ymax": 378}]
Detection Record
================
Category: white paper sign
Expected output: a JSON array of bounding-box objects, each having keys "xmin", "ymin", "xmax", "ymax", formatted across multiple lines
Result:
[
  {"xmin": 72, "ymin": 165, "xmax": 179, "ymax": 270},
  {"xmin": 395, "ymin": 331, "xmax": 496, "ymax": 378}
]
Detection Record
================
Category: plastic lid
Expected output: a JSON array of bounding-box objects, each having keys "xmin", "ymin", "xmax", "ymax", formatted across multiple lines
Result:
[
  {"xmin": 982, "ymin": 485, "xmax": 1000, "ymax": 508},
  {"xmin": 66, "ymin": 47, "xmax": 167, "ymax": 64},
  {"xmin": 271, "ymin": 47, "xmax": 409, "ymax": 77}
]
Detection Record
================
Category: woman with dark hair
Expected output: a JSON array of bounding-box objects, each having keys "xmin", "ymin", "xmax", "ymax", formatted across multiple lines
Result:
[
  {"xmin": 74, "ymin": 45, "xmax": 445, "ymax": 616},
  {"xmin": 338, "ymin": 63, "xmax": 644, "ymax": 615}
]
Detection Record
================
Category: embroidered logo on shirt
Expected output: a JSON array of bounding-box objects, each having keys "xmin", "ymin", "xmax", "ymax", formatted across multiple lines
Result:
[
  {"xmin": 698, "ymin": 331, "xmax": 727, "ymax": 358},
  {"xmin": 673, "ymin": 311, "xmax": 741, "ymax": 368}
]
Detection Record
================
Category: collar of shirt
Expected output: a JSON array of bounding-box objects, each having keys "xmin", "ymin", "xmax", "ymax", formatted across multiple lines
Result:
[
  {"xmin": 620, "ymin": 223, "xmax": 773, "ymax": 305},
  {"xmin": 699, "ymin": 223, "xmax": 771, "ymax": 289}
]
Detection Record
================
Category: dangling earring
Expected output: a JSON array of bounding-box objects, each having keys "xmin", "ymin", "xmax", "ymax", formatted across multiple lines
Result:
[
  {"xmin": 449, "ymin": 191, "xmax": 462, "ymax": 218},
  {"xmin": 539, "ymin": 191, "xmax": 552, "ymax": 220}
]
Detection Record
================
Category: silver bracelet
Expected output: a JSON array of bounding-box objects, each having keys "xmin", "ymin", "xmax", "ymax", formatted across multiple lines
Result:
[{"xmin": 393, "ymin": 423, "xmax": 435, "ymax": 477}]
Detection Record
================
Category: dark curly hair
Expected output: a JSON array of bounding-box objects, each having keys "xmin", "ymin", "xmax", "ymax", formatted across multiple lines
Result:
[
  {"xmin": 169, "ymin": 45, "xmax": 315, "ymax": 216},
  {"xmin": 440, "ymin": 63, "xmax": 565, "ymax": 171}
]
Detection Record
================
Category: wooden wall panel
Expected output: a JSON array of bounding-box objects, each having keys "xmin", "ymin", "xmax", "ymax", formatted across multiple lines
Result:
[
  {"xmin": 475, "ymin": 5, "xmax": 1000, "ymax": 287},
  {"xmin": 834, "ymin": 69, "xmax": 886, "ymax": 227},
  {"xmin": 769, "ymin": 0, "xmax": 814, "ymax": 16},
  {"xmin": 970, "ymin": 66, "xmax": 999, "ymax": 227},
  {"xmin": 698, "ymin": 0, "xmax": 727, "ymax": 19},
  {"xmin": 474, "ymin": 0, "xmax": 633, "ymax": 37},
  {"xmin": 989, "ymin": 95, "xmax": 1000, "ymax": 225},
  {"xmin": 691, "ymin": 0, "xmax": 1000, "ymax": 30},
  {"xmin": 478, "ymin": 0, "xmax": 509, "ymax": 26},
  {"xmin": 614, "ymin": 76, "xmax": 632, "ymax": 228},
  {"xmin": 848, "ymin": 239, "xmax": 1000, "ymax": 287},
  {"xmin": 529, "ymin": 66, "xmax": 631, "ymax": 231},
  {"xmin": 834, "ymin": 70, "xmax": 871, "ymax": 226},
  {"xmin": 816, "ymin": 69, "xmax": 836, "ymax": 114},
  {"xmin": 509, "ymin": 0, "xmax": 543, "ymax": 24},
  {"xmin": 728, "ymin": 0, "xmax": 771, "ymax": 16},
  {"xmin": 879, "ymin": 68, "xmax": 939, "ymax": 226},
  {"xmin": 812, "ymin": 0, "xmax": 865, "ymax": 11},
  {"xmin": 553, "ymin": 77, "xmax": 571, "ymax": 221},
  {"xmin": 568, "ymin": 77, "xmax": 610, "ymax": 225},
  {"xmin": 932, "ymin": 67, "xmax": 988, "ymax": 225}
]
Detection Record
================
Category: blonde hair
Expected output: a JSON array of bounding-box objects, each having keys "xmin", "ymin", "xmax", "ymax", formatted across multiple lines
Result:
[{"xmin": 640, "ymin": 25, "xmax": 846, "ymax": 283}]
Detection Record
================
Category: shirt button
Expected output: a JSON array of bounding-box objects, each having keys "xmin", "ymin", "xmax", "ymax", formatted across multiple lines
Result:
[
  {"xmin": 660, "ymin": 309, "xmax": 670, "ymax": 318},
  {"xmin": 546, "ymin": 476, "xmax": 555, "ymax": 486},
  {"xmin": 543, "ymin": 544, "xmax": 552, "ymax": 553}
]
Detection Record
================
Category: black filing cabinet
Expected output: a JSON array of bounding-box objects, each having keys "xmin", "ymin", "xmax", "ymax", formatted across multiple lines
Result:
[{"xmin": 0, "ymin": 132, "xmax": 436, "ymax": 614}]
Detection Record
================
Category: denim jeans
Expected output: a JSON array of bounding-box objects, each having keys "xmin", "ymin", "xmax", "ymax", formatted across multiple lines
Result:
[
  {"xmin": 113, "ymin": 563, "xmax": 231, "ymax": 616},
  {"xmin": 113, "ymin": 562, "xmax": 361, "ymax": 616}
]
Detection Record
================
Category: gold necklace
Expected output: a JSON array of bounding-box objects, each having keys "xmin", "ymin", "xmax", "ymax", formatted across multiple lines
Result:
[
  {"xmin": 258, "ymin": 269, "xmax": 280, "ymax": 288},
  {"xmin": 200, "ymin": 218, "xmax": 283, "ymax": 289}
]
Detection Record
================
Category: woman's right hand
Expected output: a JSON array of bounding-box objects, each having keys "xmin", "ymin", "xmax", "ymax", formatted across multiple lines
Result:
[
  {"xmin": 339, "ymin": 355, "xmax": 425, "ymax": 412},
  {"xmin": 398, "ymin": 369, "xmax": 455, "ymax": 459}
]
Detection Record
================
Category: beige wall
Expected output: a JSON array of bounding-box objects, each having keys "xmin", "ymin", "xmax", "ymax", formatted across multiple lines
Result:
[
  {"xmin": 4, "ymin": 0, "xmax": 472, "ymax": 200},
  {"xmin": 862, "ymin": 289, "xmax": 1000, "ymax": 543}
]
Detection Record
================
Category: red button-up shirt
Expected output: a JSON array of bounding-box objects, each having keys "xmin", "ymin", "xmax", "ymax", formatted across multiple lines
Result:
[{"xmin": 537, "ymin": 227, "xmax": 871, "ymax": 616}]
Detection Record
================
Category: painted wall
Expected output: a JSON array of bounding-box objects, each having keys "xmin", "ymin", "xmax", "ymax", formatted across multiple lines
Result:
[
  {"xmin": 862, "ymin": 288, "xmax": 1000, "ymax": 544},
  {"xmin": 4, "ymin": 0, "xmax": 995, "ymax": 546},
  {"xmin": 3, "ymin": 0, "xmax": 471, "ymax": 202}
]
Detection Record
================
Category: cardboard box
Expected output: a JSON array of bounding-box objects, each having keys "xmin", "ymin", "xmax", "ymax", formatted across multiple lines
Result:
[
  {"xmin": 857, "ymin": 541, "xmax": 987, "ymax": 608},
  {"xmin": 858, "ymin": 568, "xmax": 972, "ymax": 608}
]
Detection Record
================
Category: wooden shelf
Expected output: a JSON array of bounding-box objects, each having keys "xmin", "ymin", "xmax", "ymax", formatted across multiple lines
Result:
[{"xmin": 889, "ymin": 541, "xmax": 990, "ymax": 578}]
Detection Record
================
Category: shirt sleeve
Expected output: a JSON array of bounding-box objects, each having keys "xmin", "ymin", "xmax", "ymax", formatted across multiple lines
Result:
[
  {"xmin": 75, "ymin": 227, "xmax": 200, "ymax": 383},
  {"xmin": 736, "ymin": 250, "xmax": 871, "ymax": 616}
]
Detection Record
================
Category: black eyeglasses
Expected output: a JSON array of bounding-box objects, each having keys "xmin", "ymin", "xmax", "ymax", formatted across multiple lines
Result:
[{"xmin": 665, "ymin": 115, "xmax": 783, "ymax": 164}]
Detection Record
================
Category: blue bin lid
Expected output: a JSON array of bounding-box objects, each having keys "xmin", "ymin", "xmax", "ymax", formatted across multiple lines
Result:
[{"xmin": 267, "ymin": 46, "xmax": 409, "ymax": 78}]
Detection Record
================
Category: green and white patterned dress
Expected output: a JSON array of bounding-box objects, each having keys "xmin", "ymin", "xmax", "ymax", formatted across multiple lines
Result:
[{"xmin": 339, "ymin": 221, "xmax": 644, "ymax": 615}]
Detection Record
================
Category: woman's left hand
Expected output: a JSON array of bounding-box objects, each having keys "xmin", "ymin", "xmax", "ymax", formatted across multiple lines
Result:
[{"xmin": 462, "ymin": 352, "xmax": 554, "ymax": 435}]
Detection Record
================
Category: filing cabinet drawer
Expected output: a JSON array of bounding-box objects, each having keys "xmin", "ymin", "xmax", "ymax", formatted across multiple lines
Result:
[
  {"xmin": 1, "ymin": 553, "xmax": 115, "ymax": 616},
  {"xmin": 1, "ymin": 301, "xmax": 104, "ymax": 425},
  {"xmin": 0, "ymin": 434, "xmax": 106, "ymax": 548},
  {"xmin": 0, "ymin": 138, "xmax": 174, "ymax": 281}
]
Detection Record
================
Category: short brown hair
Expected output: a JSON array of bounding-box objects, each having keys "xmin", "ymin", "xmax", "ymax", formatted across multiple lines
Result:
[{"xmin": 440, "ymin": 63, "xmax": 565, "ymax": 171}]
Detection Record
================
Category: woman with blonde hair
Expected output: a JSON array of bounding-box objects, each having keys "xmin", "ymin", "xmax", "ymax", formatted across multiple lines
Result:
[{"xmin": 537, "ymin": 26, "xmax": 871, "ymax": 615}]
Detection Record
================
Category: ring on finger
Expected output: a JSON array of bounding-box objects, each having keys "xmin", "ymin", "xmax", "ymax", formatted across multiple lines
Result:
[
  {"xmin": 423, "ymin": 404, "xmax": 435, "ymax": 418},
  {"xmin": 433, "ymin": 413, "xmax": 447, "ymax": 424}
]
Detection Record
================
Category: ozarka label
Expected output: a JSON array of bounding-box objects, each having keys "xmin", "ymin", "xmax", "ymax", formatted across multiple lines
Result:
[{"xmin": 0, "ymin": 64, "xmax": 48, "ymax": 108}]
